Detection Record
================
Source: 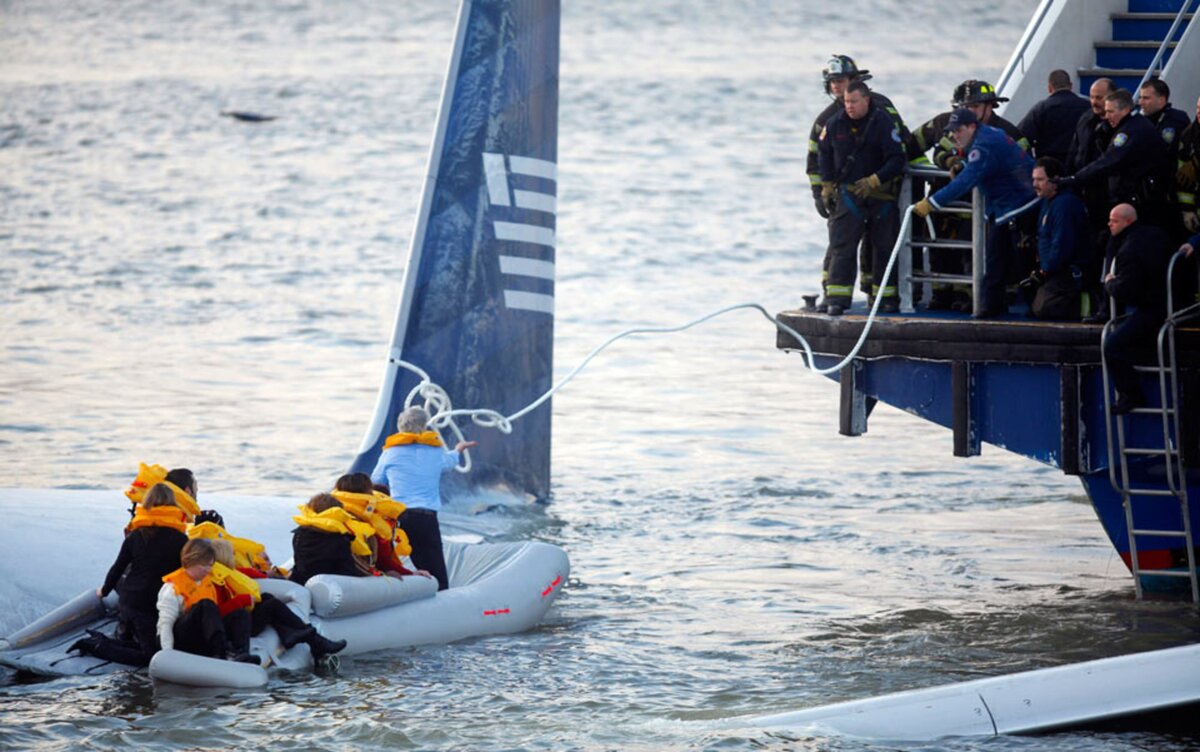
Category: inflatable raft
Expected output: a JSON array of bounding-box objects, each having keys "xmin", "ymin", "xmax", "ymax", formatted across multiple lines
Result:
[{"xmin": 0, "ymin": 540, "xmax": 568, "ymax": 687}]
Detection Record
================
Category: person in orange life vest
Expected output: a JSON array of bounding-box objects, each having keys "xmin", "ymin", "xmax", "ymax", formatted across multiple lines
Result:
[
  {"xmin": 191, "ymin": 508, "xmax": 287, "ymax": 579},
  {"xmin": 95, "ymin": 483, "xmax": 191, "ymax": 665},
  {"xmin": 210, "ymin": 540, "xmax": 346, "ymax": 660},
  {"xmin": 289, "ymin": 493, "xmax": 375, "ymax": 585},
  {"xmin": 156, "ymin": 538, "xmax": 258, "ymax": 663},
  {"xmin": 371, "ymin": 406, "xmax": 477, "ymax": 591},
  {"xmin": 333, "ymin": 472, "xmax": 434, "ymax": 580}
]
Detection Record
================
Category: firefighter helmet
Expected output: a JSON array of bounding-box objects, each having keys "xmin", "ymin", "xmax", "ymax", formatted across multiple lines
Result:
[
  {"xmin": 823, "ymin": 54, "xmax": 871, "ymax": 83},
  {"xmin": 951, "ymin": 79, "xmax": 1009, "ymax": 107}
]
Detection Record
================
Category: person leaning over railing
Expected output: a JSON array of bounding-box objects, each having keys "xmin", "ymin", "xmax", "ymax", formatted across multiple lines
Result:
[{"xmin": 913, "ymin": 108, "xmax": 1037, "ymax": 319}]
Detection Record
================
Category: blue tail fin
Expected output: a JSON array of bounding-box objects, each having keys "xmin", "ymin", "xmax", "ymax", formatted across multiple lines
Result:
[{"xmin": 350, "ymin": 0, "xmax": 560, "ymax": 501}]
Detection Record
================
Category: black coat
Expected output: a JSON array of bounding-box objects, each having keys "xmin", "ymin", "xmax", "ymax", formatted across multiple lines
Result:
[
  {"xmin": 1019, "ymin": 89, "xmax": 1091, "ymax": 165},
  {"xmin": 289, "ymin": 526, "xmax": 362, "ymax": 585},
  {"xmin": 1105, "ymin": 222, "xmax": 1172, "ymax": 315},
  {"xmin": 101, "ymin": 526, "xmax": 187, "ymax": 614},
  {"xmin": 1074, "ymin": 112, "xmax": 1172, "ymax": 206}
]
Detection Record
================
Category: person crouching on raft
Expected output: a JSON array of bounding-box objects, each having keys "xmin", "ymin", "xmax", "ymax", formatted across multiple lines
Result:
[
  {"xmin": 332, "ymin": 472, "xmax": 433, "ymax": 581},
  {"xmin": 95, "ymin": 482, "xmax": 192, "ymax": 665},
  {"xmin": 210, "ymin": 540, "xmax": 346, "ymax": 660},
  {"xmin": 371, "ymin": 406, "xmax": 476, "ymax": 591},
  {"xmin": 157, "ymin": 538, "xmax": 260, "ymax": 663},
  {"xmin": 190, "ymin": 508, "xmax": 287, "ymax": 579},
  {"xmin": 289, "ymin": 493, "xmax": 378, "ymax": 585}
]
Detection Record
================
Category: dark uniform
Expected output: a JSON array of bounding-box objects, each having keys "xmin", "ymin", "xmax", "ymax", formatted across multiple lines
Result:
[
  {"xmin": 1068, "ymin": 112, "xmax": 1174, "ymax": 234},
  {"xmin": 1103, "ymin": 221, "xmax": 1172, "ymax": 410},
  {"xmin": 1146, "ymin": 104, "xmax": 1192, "ymax": 227},
  {"xmin": 1179, "ymin": 115, "xmax": 1200, "ymax": 229},
  {"xmin": 1066, "ymin": 109, "xmax": 1114, "ymax": 282},
  {"xmin": 818, "ymin": 100, "xmax": 906, "ymax": 308},
  {"xmin": 809, "ymin": 89, "xmax": 924, "ymax": 299},
  {"xmin": 1018, "ymin": 89, "xmax": 1091, "ymax": 165}
]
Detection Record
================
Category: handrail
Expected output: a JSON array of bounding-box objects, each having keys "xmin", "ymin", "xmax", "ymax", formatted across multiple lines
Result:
[
  {"xmin": 1161, "ymin": 1, "xmax": 1200, "ymax": 84},
  {"xmin": 1136, "ymin": 2, "xmax": 1194, "ymax": 94},
  {"xmin": 996, "ymin": 0, "xmax": 1058, "ymax": 97}
]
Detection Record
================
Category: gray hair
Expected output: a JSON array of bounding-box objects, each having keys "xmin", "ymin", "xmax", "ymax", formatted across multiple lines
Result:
[{"xmin": 396, "ymin": 406, "xmax": 430, "ymax": 434}]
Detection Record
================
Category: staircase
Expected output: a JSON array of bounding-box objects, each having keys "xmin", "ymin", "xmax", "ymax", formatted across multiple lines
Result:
[{"xmin": 1078, "ymin": 0, "xmax": 1197, "ymax": 93}]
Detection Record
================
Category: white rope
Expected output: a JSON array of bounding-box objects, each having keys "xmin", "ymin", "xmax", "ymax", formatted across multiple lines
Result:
[{"xmin": 391, "ymin": 206, "xmax": 919, "ymax": 471}]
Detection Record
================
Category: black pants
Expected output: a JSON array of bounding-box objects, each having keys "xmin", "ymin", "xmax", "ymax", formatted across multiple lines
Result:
[
  {"xmin": 82, "ymin": 604, "xmax": 158, "ymax": 666},
  {"xmin": 1105, "ymin": 307, "xmax": 1162, "ymax": 399},
  {"xmin": 825, "ymin": 192, "xmax": 900, "ymax": 303},
  {"xmin": 979, "ymin": 212, "xmax": 1037, "ymax": 314},
  {"xmin": 174, "ymin": 600, "xmax": 251, "ymax": 658},
  {"xmin": 251, "ymin": 593, "xmax": 311, "ymax": 647},
  {"xmin": 400, "ymin": 509, "xmax": 449, "ymax": 591}
]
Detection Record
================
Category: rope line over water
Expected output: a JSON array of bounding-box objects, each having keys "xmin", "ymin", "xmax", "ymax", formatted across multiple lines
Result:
[{"xmin": 393, "ymin": 207, "xmax": 918, "ymax": 471}]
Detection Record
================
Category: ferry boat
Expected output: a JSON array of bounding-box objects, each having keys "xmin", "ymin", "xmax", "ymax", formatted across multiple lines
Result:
[{"xmin": 777, "ymin": 0, "xmax": 1200, "ymax": 599}]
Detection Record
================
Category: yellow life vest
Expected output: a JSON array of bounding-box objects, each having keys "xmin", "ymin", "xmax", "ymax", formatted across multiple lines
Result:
[
  {"xmin": 128, "ymin": 505, "xmax": 190, "ymax": 534},
  {"xmin": 188, "ymin": 521, "xmax": 272, "ymax": 573},
  {"xmin": 382, "ymin": 430, "xmax": 443, "ymax": 449},
  {"xmin": 331, "ymin": 490, "xmax": 407, "ymax": 539},
  {"xmin": 162, "ymin": 568, "xmax": 217, "ymax": 610},
  {"xmin": 292, "ymin": 506, "xmax": 375, "ymax": 557},
  {"xmin": 209, "ymin": 561, "xmax": 261, "ymax": 606},
  {"xmin": 392, "ymin": 527, "xmax": 413, "ymax": 558},
  {"xmin": 122, "ymin": 464, "xmax": 200, "ymax": 519},
  {"xmin": 124, "ymin": 462, "xmax": 168, "ymax": 505}
]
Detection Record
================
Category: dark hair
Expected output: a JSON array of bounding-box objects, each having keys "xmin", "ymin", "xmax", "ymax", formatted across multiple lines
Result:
[
  {"xmin": 1105, "ymin": 89, "xmax": 1134, "ymax": 111},
  {"xmin": 1140, "ymin": 78, "xmax": 1169, "ymax": 99},
  {"xmin": 1035, "ymin": 156, "xmax": 1065, "ymax": 180},
  {"xmin": 334, "ymin": 473, "xmax": 375, "ymax": 494},
  {"xmin": 1047, "ymin": 69, "xmax": 1072, "ymax": 91},
  {"xmin": 845, "ymin": 80, "xmax": 871, "ymax": 98},
  {"xmin": 194, "ymin": 509, "xmax": 225, "ymax": 527},
  {"xmin": 308, "ymin": 493, "xmax": 342, "ymax": 514},
  {"xmin": 165, "ymin": 468, "xmax": 196, "ymax": 495}
]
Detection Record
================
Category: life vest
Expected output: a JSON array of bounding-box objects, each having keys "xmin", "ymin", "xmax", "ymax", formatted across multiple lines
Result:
[
  {"xmin": 188, "ymin": 521, "xmax": 272, "ymax": 573},
  {"xmin": 127, "ymin": 505, "xmax": 190, "ymax": 534},
  {"xmin": 393, "ymin": 526, "xmax": 413, "ymax": 558},
  {"xmin": 331, "ymin": 490, "xmax": 407, "ymax": 540},
  {"xmin": 382, "ymin": 430, "xmax": 443, "ymax": 449},
  {"xmin": 209, "ymin": 561, "xmax": 261, "ymax": 607},
  {"xmin": 292, "ymin": 506, "xmax": 375, "ymax": 557},
  {"xmin": 125, "ymin": 462, "xmax": 168, "ymax": 505},
  {"xmin": 122, "ymin": 463, "xmax": 200, "ymax": 518},
  {"xmin": 162, "ymin": 568, "xmax": 217, "ymax": 610}
]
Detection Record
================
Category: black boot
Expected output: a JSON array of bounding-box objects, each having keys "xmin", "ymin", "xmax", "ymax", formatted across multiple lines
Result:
[
  {"xmin": 307, "ymin": 630, "xmax": 347, "ymax": 659},
  {"xmin": 281, "ymin": 625, "xmax": 316, "ymax": 650},
  {"xmin": 68, "ymin": 636, "xmax": 100, "ymax": 656}
]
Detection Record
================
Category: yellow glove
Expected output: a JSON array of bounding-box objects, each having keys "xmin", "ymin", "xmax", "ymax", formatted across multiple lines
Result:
[
  {"xmin": 912, "ymin": 198, "xmax": 934, "ymax": 218},
  {"xmin": 820, "ymin": 182, "xmax": 836, "ymax": 214},
  {"xmin": 1178, "ymin": 161, "xmax": 1198, "ymax": 190},
  {"xmin": 850, "ymin": 173, "xmax": 882, "ymax": 198},
  {"xmin": 1185, "ymin": 211, "xmax": 1200, "ymax": 234}
]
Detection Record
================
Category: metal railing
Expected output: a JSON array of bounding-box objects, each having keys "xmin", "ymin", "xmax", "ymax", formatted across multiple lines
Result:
[
  {"xmin": 897, "ymin": 167, "xmax": 986, "ymax": 316},
  {"xmin": 1136, "ymin": 1, "xmax": 1196, "ymax": 94},
  {"xmin": 996, "ymin": 0, "xmax": 1058, "ymax": 97}
]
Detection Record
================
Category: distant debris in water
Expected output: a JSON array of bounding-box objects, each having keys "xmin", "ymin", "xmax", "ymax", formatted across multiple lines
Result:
[{"xmin": 220, "ymin": 110, "xmax": 277, "ymax": 123}]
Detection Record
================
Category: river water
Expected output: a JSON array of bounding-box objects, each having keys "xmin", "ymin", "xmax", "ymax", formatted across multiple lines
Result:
[{"xmin": 3, "ymin": 0, "xmax": 1200, "ymax": 749}]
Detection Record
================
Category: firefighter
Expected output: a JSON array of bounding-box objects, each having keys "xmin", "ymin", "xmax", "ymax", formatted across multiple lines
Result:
[{"xmin": 817, "ymin": 81, "xmax": 907, "ymax": 315}]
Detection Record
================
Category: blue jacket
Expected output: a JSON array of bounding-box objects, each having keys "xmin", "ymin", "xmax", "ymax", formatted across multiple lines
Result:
[
  {"xmin": 930, "ymin": 123, "xmax": 1036, "ymax": 222},
  {"xmin": 1036, "ymin": 190, "xmax": 1090, "ymax": 275}
]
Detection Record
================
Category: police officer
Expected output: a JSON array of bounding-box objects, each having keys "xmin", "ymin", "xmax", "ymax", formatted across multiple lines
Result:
[
  {"xmin": 1139, "ymin": 78, "xmax": 1192, "ymax": 235},
  {"xmin": 913, "ymin": 108, "xmax": 1037, "ymax": 318},
  {"xmin": 1018, "ymin": 69, "xmax": 1090, "ymax": 165},
  {"xmin": 818, "ymin": 81, "xmax": 906, "ymax": 315},
  {"xmin": 1065, "ymin": 78, "xmax": 1115, "ymax": 276},
  {"xmin": 1060, "ymin": 88, "xmax": 1174, "ymax": 235}
]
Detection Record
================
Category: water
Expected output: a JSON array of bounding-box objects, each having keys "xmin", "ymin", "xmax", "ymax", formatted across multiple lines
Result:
[{"xmin": 3, "ymin": 0, "xmax": 1199, "ymax": 748}]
